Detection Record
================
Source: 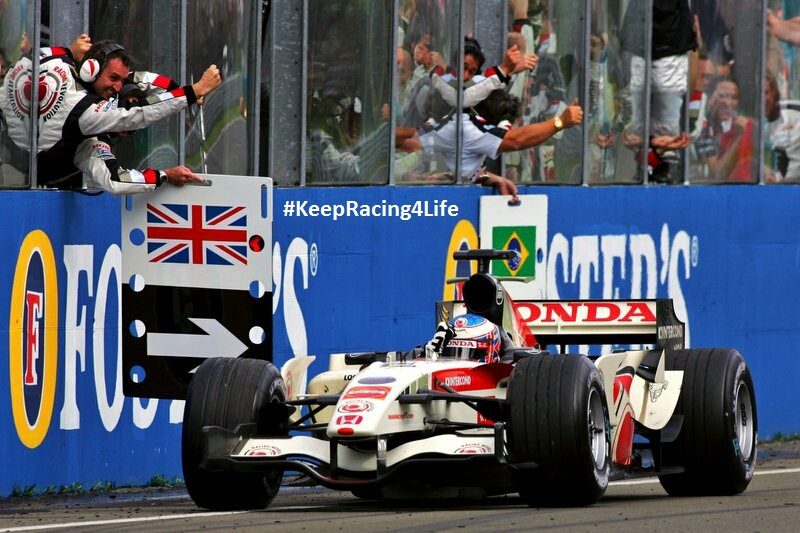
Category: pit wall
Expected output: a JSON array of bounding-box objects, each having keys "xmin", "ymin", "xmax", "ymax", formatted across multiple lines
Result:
[{"xmin": 1, "ymin": 185, "xmax": 796, "ymax": 495}]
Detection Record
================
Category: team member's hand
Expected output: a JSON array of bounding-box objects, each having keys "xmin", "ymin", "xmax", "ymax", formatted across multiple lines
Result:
[
  {"xmin": 480, "ymin": 171, "xmax": 520, "ymax": 204},
  {"xmin": 164, "ymin": 165, "xmax": 205, "ymax": 186},
  {"xmin": 501, "ymin": 44, "xmax": 522, "ymax": 75},
  {"xmin": 560, "ymin": 99, "xmax": 584, "ymax": 128},
  {"xmin": 431, "ymin": 51, "xmax": 447, "ymax": 70},
  {"xmin": 192, "ymin": 65, "xmax": 222, "ymax": 98},
  {"xmin": 512, "ymin": 53, "xmax": 538, "ymax": 75},
  {"xmin": 651, "ymin": 133, "xmax": 691, "ymax": 151},
  {"xmin": 70, "ymin": 33, "xmax": 92, "ymax": 62}
]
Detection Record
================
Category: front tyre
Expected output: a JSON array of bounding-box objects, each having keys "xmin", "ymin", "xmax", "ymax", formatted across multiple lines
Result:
[
  {"xmin": 507, "ymin": 354, "xmax": 610, "ymax": 506},
  {"xmin": 182, "ymin": 357, "xmax": 287, "ymax": 510},
  {"xmin": 659, "ymin": 348, "xmax": 757, "ymax": 496}
]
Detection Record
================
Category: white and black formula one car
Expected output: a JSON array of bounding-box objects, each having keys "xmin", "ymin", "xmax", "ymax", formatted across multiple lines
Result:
[{"xmin": 181, "ymin": 249, "xmax": 757, "ymax": 510}]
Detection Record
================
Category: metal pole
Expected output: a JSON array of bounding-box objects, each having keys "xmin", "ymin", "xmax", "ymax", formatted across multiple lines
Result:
[
  {"xmin": 580, "ymin": 0, "xmax": 591, "ymax": 186},
  {"xmin": 249, "ymin": 0, "xmax": 264, "ymax": 177},
  {"xmin": 642, "ymin": 0, "xmax": 653, "ymax": 185},
  {"xmin": 179, "ymin": 0, "xmax": 187, "ymax": 167},
  {"xmin": 389, "ymin": 0, "xmax": 400, "ymax": 185},
  {"xmin": 29, "ymin": 0, "xmax": 42, "ymax": 188}
]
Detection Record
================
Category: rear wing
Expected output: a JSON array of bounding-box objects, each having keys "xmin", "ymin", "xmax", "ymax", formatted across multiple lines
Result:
[
  {"xmin": 437, "ymin": 299, "xmax": 685, "ymax": 351},
  {"xmin": 514, "ymin": 299, "xmax": 685, "ymax": 350}
]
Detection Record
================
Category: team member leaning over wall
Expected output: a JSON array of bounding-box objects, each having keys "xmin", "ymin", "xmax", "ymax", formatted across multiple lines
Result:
[{"xmin": 0, "ymin": 34, "xmax": 220, "ymax": 194}]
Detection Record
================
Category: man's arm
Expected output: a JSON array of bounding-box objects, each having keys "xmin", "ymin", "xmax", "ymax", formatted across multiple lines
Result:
[
  {"xmin": 76, "ymin": 65, "xmax": 221, "ymax": 136},
  {"xmin": 74, "ymin": 137, "xmax": 204, "ymax": 195},
  {"xmin": 768, "ymin": 9, "xmax": 800, "ymax": 46},
  {"xmin": 499, "ymin": 101, "xmax": 583, "ymax": 152}
]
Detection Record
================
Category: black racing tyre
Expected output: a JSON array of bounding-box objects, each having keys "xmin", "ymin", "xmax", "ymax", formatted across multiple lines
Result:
[
  {"xmin": 659, "ymin": 348, "xmax": 757, "ymax": 496},
  {"xmin": 507, "ymin": 353, "xmax": 610, "ymax": 507},
  {"xmin": 182, "ymin": 357, "xmax": 288, "ymax": 510}
]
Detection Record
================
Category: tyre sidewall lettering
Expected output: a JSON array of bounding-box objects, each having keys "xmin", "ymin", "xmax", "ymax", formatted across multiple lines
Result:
[{"xmin": 730, "ymin": 360, "xmax": 756, "ymax": 480}]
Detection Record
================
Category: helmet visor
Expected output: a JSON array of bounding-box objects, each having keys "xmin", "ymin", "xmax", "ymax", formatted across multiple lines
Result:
[{"xmin": 441, "ymin": 339, "xmax": 489, "ymax": 360}]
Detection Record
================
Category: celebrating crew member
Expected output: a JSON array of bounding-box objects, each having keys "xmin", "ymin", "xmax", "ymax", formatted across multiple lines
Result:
[{"xmin": 0, "ymin": 35, "xmax": 220, "ymax": 192}]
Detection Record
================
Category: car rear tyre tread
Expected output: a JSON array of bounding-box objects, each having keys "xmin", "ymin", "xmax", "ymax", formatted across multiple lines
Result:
[{"xmin": 659, "ymin": 348, "xmax": 757, "ymax": 496}]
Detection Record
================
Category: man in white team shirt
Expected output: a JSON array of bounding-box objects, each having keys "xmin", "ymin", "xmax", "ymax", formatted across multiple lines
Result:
[{"xmin": 419, "ymin": 89, "xmax": 583, "ymax": 202}]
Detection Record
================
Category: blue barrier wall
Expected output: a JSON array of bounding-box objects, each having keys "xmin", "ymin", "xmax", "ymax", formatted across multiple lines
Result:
[{"xmin": 1, "ymin": 185, "xmax": 798, "ymax": 495}]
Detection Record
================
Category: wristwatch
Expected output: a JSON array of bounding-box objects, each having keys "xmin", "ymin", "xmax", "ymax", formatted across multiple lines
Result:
[
  {"xmin": 158, "ymin": 170, "xmax": 168, "ymax": 186},
  {"xmin": 553, "ymin": 116, "xmax": 563, "ymax": 131}
]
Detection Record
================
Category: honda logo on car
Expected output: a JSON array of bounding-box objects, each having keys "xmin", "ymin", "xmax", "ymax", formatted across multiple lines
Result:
[
  {"xmin": 337, "ymin": 400, "xmax": 374, "ymax": 413},
  {"xmin": 336, "ymin": 414, "xmax": 363, "ymax": 425},
  {"xmin": 343, "ymin": 386, "xmax": 391, "ymax": 400},
  {"xmin": 448, "ymin": 339, "xmax": 477, "ymax": 348},
  {"xmin": 515, "ymin": 301, "xmax": 657, "ymax": 324}
]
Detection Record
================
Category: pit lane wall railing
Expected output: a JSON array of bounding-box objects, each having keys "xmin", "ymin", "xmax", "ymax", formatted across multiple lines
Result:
[{"xmin": 1, "ymin": 184, "xmax": 798, "ymax": 495}]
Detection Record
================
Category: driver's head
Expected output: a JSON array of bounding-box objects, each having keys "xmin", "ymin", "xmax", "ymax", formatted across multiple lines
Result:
[
  {"xmin": 86, "ymin": 41, "xmax": 131, "ymax": 100},
  {"xmin": 442, "ymin": 314, "xmax": 502, "ymax": 363}
]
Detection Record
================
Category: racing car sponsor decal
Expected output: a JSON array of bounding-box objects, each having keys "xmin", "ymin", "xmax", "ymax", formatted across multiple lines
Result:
[
  {"xmin": 357, "ymin": 376, "xmax": 396, "ymax": 385},
  {"xmin": 335, "ymin": 414, "xmax": 363, "ymax": 425},
  {"xmin": 432, "ymin": 363, "xmax": 512, "ymax": 393},
  {"xmin": 387, "ymin": 412, "xmax": 414, "ymax": 421},
  {"xmin": 454, "ymin": 443, "xmax": 491, "ymax": 454},
  {"xmin": 612, "ymin": 367, "xmax": 636, "ymax": 465},
  {"xmin": 447, "ymin": 339, "xmax": 479, "ymax": 348},
  {"xmin": 337, "ymin": 400, "xmax": 374, "ymax": 413},
  {"xmin": 477, "ymin": 396, "xmax": 497, "ymax": 426},
  {"xmin": 515, "ymin": 301, "xmax": 657, "ymax": 324},
  {"xmin": 244, "ymin": 444, "xmax": 282, "ymax": 456},
  {"xmin": 343, "ymin": 386, "xmax": 391, "ymax": 400}
]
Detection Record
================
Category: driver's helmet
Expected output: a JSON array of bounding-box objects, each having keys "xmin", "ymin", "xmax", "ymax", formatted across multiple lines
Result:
[{"xmin": 442, "ymin": 314, "xmax": 502, "ymax": 363}]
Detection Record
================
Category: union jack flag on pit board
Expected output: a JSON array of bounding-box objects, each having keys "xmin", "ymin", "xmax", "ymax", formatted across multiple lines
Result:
[{"xmin": 146, "ymin": 203, "xmax": 248, "ymax": 265}]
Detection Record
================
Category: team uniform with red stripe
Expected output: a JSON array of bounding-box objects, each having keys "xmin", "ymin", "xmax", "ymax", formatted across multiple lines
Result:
[{"xmin": 0, "ymin": 47, "xmax": 197, "ymax": 193}]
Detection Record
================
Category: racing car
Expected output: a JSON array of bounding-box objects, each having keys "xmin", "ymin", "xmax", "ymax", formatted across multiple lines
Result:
[{"xmin": 181, "ymin": 249, "xmax": 757, "ymax": 510}]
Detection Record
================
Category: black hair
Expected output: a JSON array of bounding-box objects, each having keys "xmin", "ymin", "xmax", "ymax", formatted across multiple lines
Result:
[
  {"xmin": 473, "ymin": 88, "xmax": 521, "ymax": 124},
  {"xmin": 463, "ymin": 36, "xmax": 485, "ymax": 70},
  {"xmin": 86, "ymin": 40, "xmax": 130, "ymax": 69}
]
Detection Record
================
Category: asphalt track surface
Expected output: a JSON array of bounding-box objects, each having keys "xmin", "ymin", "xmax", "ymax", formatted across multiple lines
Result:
[{"xmin": 1, "ymin": 454, "xmax": 798, "ymax": 533}]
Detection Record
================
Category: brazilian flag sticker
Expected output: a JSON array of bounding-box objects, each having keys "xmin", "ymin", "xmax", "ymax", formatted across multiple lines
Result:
[{"xmin": 492, "ymin": 226, "xmax": 536, "ymax": 278}]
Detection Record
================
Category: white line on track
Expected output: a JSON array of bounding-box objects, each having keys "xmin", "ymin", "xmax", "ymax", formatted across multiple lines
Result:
[
  {"xmin": 0, "ymin": 511, "xmax": 248, "ymax": 532},
  {"xmin": 2, "ymin": 468, "xmax": 798, "ymax": 532},
  {"xmin": 611, "ymin": 467, "xmax": 800, "ymax": 486}
]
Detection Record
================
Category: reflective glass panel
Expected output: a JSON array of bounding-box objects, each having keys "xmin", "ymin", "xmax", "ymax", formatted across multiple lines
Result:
[
  {"xmin": 90, "ymin": 0, "xmax": 181, "ymax": 173},
  {"xmin": 186, "ymin": 0, "xmax": 252, "ymax": 175},
  {"xmin": 689, "ymin": 0, "xmax": 758, "ymax": 183},
  {"xmin": 393, "ymin": 0, "xmax": 461, "ymax": 184},
  {"xmin": 764, "ymin": 0, "xmax": 800, "ymax": 183},
  {"xmin": 505, "ymin": 0, "xmax": 586, "ymax": 184},
  {"xmin": 306, "ymin": 0, "xmax": 393, "ymax": 185},
  {"xmin": 586, "ymin": 0, "xmax": 644, "ymax": 184},
  {"xmin": 0, "ymin": 2, "xmax": 34, "ymax": 187}
]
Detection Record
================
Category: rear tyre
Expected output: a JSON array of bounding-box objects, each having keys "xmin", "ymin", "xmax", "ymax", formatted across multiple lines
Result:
[
  {"xmin": 182, "ymin": 357, "xmax": 287, "ymax": 510},
  {"xmin": 659, "ymin": 348, "xmax": 757, "ymax": 496},
  {"xmin": 507, "ymin": 353, "xmax": 610, "ymax": 507}
]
